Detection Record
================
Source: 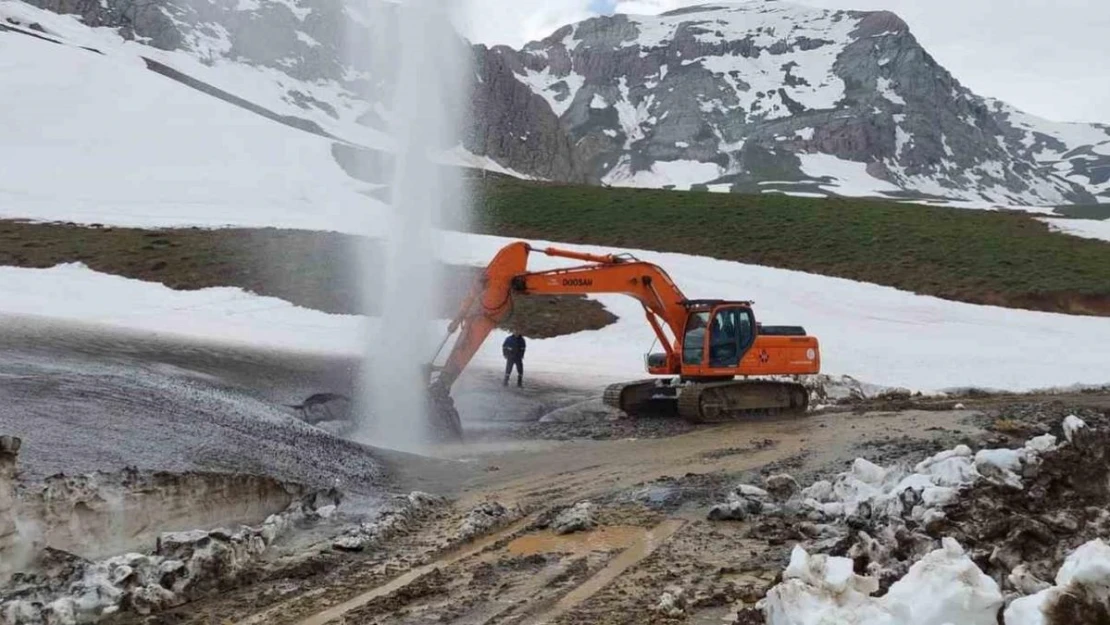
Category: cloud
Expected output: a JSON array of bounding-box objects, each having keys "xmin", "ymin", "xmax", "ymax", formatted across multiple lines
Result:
[{"xmin": 456, "ymin": 0, "xmax": 594, "ymax": 48}]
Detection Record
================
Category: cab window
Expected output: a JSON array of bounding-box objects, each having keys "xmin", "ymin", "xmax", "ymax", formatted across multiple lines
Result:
[
  {"xmin": 682, "ymin": 311, "xmax": 710, "ymax": 365},
  {"xmin": 708, "ymin": 307, "xmax": 754, "ymax": 368}
]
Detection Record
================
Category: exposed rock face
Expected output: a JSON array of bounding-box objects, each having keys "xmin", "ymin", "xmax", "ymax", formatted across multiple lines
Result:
[
  {"xmin": 506, "ymin": 2, "xmax": 1107, "ymax": 203},
  {"xmin": 470, "ymin": 45, "xmax": 594, "ymax": 182}
]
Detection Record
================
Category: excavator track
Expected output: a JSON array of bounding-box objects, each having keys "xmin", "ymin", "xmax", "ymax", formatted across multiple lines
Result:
[
  {"xmin": 603, "ymin": 379, "xmax": 679, "ymax": 418},
  {"xmin": 604, "ymin": 378, "xmax": 809, "ymax": 423},
  {"xmin": 677, "ymin": 379, "xmax": 809, "ymax": 423}
]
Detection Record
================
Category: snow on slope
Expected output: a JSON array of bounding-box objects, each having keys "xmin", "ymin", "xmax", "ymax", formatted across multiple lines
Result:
[
  {"xmin": 798, "ymin": 154, "xmax": 903, "ymax": 198},
  {"xmin": 0, "ymin": 16, "xmax": 388, "ymax": 231},
  {"xmin": 630, "ymin": 1, "xmax": 861, "ymax": 119},
  {"xmin": 1039, "ymin": 218, "xmax": 1110, "ymax": 242},
  {"xmin": 0, "ymin": 264, "xmax": 365, "ymax": 355},
  {"xmin": 603, "ymin": 158, "xmax": 723, "ymax": 190},
  {"xmin": 3, "ymin": 231, "xmax": 1109, "ymax": 394}
]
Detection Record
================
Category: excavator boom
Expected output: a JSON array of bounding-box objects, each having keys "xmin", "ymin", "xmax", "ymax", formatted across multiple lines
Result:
[{"xmin": 426, "ymin": 241, "xmax": 820, "ymax": 438}]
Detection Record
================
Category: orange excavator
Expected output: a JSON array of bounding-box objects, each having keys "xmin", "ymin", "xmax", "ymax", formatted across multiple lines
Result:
[{"xmin": 425, "ymin": 241, "xmax": 821, "ymax": 438}]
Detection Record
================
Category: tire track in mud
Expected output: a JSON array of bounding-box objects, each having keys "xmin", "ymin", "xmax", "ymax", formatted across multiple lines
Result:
[
  {"xmin": 517, "ymin": 519, "xmax": 686, "ymax": 625},
  {"xmin": 235, "ymin": 515, "xmax": 540, "ymax": 625},
  {"xmin": 234, "ymin": 515, "xmax": 688, "ymax": 625}
]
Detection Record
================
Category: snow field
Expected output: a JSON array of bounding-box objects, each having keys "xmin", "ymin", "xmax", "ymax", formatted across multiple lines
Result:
[{"xmin": 1040, "ymin": 217, "xmax": 1110, "ymax": 242}]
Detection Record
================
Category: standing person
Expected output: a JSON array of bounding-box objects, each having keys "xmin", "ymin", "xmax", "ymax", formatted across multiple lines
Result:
[{"xmin": 502, "ymin": 332, "xmax": 526, "ymax": 387}]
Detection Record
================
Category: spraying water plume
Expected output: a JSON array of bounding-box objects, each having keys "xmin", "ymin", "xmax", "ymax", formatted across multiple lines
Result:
[{"xmin": 349, "ymin": 0, "xmax": 473, "ymax": 452}]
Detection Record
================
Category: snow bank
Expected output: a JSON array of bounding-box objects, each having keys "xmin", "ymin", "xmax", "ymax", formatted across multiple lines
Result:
[
  {"xmin": 333, "ymin": 491, "xmax": 443, "ymax": 552},
  {"xmin": 799, "ymin": 430, "xmax": 1061, "ymax": 525},
  {"xmin": 763, "ymin": 538, "xmax": 1002, "ymax": 625},
  {"xmin": 1003, "ymin": 539, "xmax": 1110, "ymax": 625},
  {"xmin": 1, "ymin": 490, "xmax": 340, "ymax": 623},
  {"xmin": 1040, "ymin": 217, "xmax": 1110, "ymax": 243},
  {"xmin": 603, "ymin": 158, "xmax": 722, "ymax": 190},
  {"xmin": 0, "ymin": 263, "xmax": 364, "ymax": 356},
  {"xmin": 797, "ymin": 153, "xmax": 904, "ymax": 198}
]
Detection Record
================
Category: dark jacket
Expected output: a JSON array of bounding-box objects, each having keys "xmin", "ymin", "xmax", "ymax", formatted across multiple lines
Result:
[{"xmin": 502, "ymin": 334, "xmax": 526, "ymax": 360}]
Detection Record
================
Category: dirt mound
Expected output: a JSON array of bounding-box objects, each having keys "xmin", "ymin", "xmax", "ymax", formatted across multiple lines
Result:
[{"xmin": 940, "ymin": 425, "xmax": 1110, "ymax": 589}]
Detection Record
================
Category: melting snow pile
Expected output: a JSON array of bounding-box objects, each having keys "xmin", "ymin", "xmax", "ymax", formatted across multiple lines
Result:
[
  {"xmin": 728, "ymin": 414, "xmax": 1110, "ymax": 625},
  {"xmin": 763, "ymin": 538, "xmax": 1003, "ymax": 625},
  {"xmin": 454, "ymin": 501, "xmax": 520, "ymax": 543},
  {"xmin": 0, "ymin": 490, "xmax": 340, "ymax": 624},
  {"xmin": 799, "ymin": 431, "xmax": 1060, "ymax": 526},
  {"xmin": 1004, "ymin": 539, "xmax": 1110, "ymax": 624},
  {"xmin": 333, "ymin": 491, "xmax": 444, "ymax": 552}
]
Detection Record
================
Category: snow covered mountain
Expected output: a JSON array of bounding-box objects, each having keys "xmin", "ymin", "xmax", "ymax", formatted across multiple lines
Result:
[
  {"xmin": 4, "ymin": 0, "xmax": 1109, "ymax": 206},
  {"xmin": 495, "ymin": 2, "xmax": 1110, "ymax": 204}
]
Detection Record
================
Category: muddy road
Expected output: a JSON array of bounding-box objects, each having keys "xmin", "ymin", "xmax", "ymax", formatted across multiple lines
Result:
[{"xmin": 133, "ymin": 391, "xmax": 1110, "ymax": 625}]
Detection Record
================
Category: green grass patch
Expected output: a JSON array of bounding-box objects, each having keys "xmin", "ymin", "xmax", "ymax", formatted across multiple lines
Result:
[{"xmin": 472, "ymin": 178, "xmax": 1110, "ymax": 316}]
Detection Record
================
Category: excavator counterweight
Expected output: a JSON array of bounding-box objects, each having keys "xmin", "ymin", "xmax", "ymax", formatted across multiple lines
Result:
[{"xmin": 426, "ymin": 241, "xmax": 820, "ymax": 438}]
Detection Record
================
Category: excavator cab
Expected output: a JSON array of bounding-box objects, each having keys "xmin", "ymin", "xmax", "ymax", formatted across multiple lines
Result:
[
  {"xmin": 644, "ymin": 301, "xmax": 756, "ymax": 376},
  {"xmin": 680, "ymin": 302, "xmax": 757, "ymax": 374}
]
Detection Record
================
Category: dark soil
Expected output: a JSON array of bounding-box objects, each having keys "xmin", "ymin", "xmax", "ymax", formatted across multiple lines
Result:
[
  {"xmin": 0, "ymin": 220, "xmax": 616, "ymax": 340},
  {"xmin": 942, "ymin": 426, "xmax": 1110, "ymax": 586}
]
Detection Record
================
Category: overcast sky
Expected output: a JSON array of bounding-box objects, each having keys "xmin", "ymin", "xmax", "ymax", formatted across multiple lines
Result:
[{"xmin": 455, "ymin": 0, "xmax": 1110, "ymax": 124}]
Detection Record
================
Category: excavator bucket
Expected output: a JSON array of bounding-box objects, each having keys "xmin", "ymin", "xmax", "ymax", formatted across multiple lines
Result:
[
  {"xmin": 426, "ymin": 379, "xmax": 463, "ymax": 441},
  {"xmin": 424, "ymin": 363, "xmax": 464, "ymax": 441}
]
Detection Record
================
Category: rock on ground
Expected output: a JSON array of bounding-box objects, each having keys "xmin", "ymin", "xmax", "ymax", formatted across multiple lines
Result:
[{"xmin": 552, "ymin": 502, "xmax": 596, "ymax": 535}]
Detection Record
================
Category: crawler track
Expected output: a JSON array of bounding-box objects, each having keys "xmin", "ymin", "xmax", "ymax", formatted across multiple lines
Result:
[{"xmin": 604, "ymin": 378, "xmax": 809, "ymax": 423}]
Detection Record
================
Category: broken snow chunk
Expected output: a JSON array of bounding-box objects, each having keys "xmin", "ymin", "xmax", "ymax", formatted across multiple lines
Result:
[
  {"xmin": 1004, "ymin": 539, "xmax": 1110, "ymax": 625},
  {"xmin": 801, "ymin": 479, "xmax": 834, "ymax": 502},
  {"xmin": 1024, "ymin": 434, "xmax": 1057, "ymax": 454},
  {"xmin": 920, "ymin": 485, "xmax": 959, "ymax": 508},
  {"xmin": 973, "ymin": 448, "xmax": 1025, "ymax": 489},
  {"xmin": 735, "ymin": 484, "xmax": 769, "ymax": 499},
  {"xmin": 913, "ymin": 445, "xmax": 978, "ymax": 486},
  {"xmin": 332, "ymin": 536, "xmax": 365, "ymax": 552},
  {"xmin": 654, "ymin": 586, "xmax": 686, "ymax": 616},
  {"xmin": 921, "ymin": 508, "xmax": 947, "ymax": 533},
  {"xmin": 1054, "ymin": 538, "xmax": 1110, "ymax": 588},
  {"xmin": 1007, "ymin": 564, "xmax": 1052, "ymax": 595},
  {"xmin": 1062, "ymin": 415, "xmax": 1088, "ymax": 443},
  {"xmin": 850, "ymin": 458, "xmax": 887, "ymax": 485},
  {"xmin": 457, "ymin": 501, "xmax": 516, "ymax": 540}
]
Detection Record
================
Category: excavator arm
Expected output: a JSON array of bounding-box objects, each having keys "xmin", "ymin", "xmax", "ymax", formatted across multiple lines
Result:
[{"xmin": 428, "ymin": 241, "xmax": 691, "ymax": 395}]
